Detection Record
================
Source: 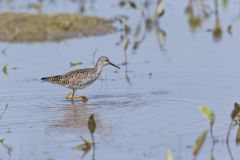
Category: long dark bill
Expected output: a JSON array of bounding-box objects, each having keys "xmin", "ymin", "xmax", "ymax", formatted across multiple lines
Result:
[{"xmin": 109, "ymin": 62, "xmax": 120, "ymax": 69}]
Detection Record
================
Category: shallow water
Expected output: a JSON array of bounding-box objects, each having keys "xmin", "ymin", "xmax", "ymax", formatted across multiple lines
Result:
[{"xmin": 1, "ymin": 0, "xmax": 240, "ymax": 160}]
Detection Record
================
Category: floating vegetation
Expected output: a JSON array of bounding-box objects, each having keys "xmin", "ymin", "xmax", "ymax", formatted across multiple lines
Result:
[
  {"xmin": 124, "ymin": 37, "xmax": 130, "ymax": 52},
  {"xmin": 2, "ymin": 64, "xmax": 18, "ymax": 76},
  {"xmin": 231, "ymin": 103, "xmax": 240, "ymax": 125},
  {"xmin": 0, "ymin": 136, "xmax": 4, "ymax": 143},
  {"xmin": 88, "ymin": 114, "xmax": 96, "ymax": 135},
  {"xmin": 0, "ymin": 13, "xmax": 115, "ymax": 42},
  {"xmin": 129, "ymin": 1, "xmax": 137, "ymax": 9},
  {"xmin": 190, "ymin": 103, "xmax": 240, "ymax": 159},
  {"xmin": 200, "ymin": 105, "xmax": 215, "ymax": 140},
  {"xmin": 2, "ymin": 64, "xmax": 8, "ymax": 75},
  {"xmin": 225, "ymin": 103, "xmax": 240, "ymax": 160},
  {"xmin": 228, "ymin": 103, "xmax": 240, "ymax": 146},
  {"xmin": 70, "ymin": 61, "xmax": 82, "ymax": 67},
  {"xmin": 156, "ymin": 0, "xmax": 165, "ymax": 17},
  {"xmin": 192, "ymin": 130, "xmax": 208, "ymax": 157}
]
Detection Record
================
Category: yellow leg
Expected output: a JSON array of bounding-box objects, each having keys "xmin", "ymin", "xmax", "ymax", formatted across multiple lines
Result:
[
  {"xmin": 65, "ymin": 90, "xmax": 88, "ymax": 102},
  {"xmin": 64, "ymin": 90, "xmax": 74, "ymax": 99},
  {"xmin": 72, "ymin": 95, "xmax": 88, "ymax": 102}
]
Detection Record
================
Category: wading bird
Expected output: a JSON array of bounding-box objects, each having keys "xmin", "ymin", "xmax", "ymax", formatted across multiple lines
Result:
[{"xmin": 41, "ymin": 56, "xmax": 120, "ymax": 100}]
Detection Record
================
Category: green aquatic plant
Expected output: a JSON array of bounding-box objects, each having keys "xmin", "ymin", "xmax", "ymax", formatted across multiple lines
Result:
[
  {"xmin": 2, "ymin": 64, "xmax": 8, "ymax": 76},
  {"xmin": 231, "ymin": 103, "xmax": 240, "ymax": 125},
  {"xmin": 185, "ymin": 1, "xmax": 203, "ymax": 32},
  {"xmin": 200, "ymin": 105, "xmax": 215, "ymax": 141},
  {"xmin": 88, "ymin": 114, "xmax": 96, "ymax": 160},
  {"xmin": 73, "ymin": 114, "xmax": 97, "ymax": 159},
  {"xmin": 213, "ymin": 19, "xmax": 223, "ymax": 41},
  {"xmin": 229, "ymin": 103, "xmax": 240, "ymax": 146},
  {"xmin": 88, "ymin": 114, "xmax": 96, "ymax": 134},
  {"xmin": 166, "ymin": 148, "xmax": 174, "ymax": 160},
  {"xmin": 156, "ymin": 0, "xmax": 165, "ymax": 17},
  {"xmin": 124, "ymin": 37, "xmax": 130, "ymax": 52},
  {"xmin": 192, "ymin": 130, "xmax": 208, "ymax": 157},
  {"xmin": 0, "ymin": 136, "xmax": 4, "ymax": 143},
  {"xmin": 236, "ymin": 128, "xmax": 240, "ymax": 145},
  {"xmin": 222, "ymin": 0, "xmax": 228, "ymax": 9},
  {"xmin": 188, "ymin": 14, "xmax": 202, "ymax": 32},
  {"xmin": 2, "ymin": 64, "xmax": 19, "ymax": 76},
  {"xmin": 191, "ymin": 105, "xmax": 217, "ymax": 159},
  {"xmin": 129, "ymin": 1, "xmax": 137, "ymax": 9},
  {"xmin": 115, "ymin": 0, "xmax": 167, "ymax": 85},
  {"xmin": 200, "ymin": 105, "xmax": 215, "ymax": 123}
]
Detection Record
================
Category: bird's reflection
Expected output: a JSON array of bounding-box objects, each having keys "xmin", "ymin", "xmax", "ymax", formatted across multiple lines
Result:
[
  {"xmin": 47, "ymin": 101, "xmax": 108, "ymax": 160},
  {"xmin": 48, "ymin": 101, "xmax": 108, "ymax": 139}
]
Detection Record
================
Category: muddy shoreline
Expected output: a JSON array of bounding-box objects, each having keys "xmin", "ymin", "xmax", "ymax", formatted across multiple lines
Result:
[{"xmin": 0, "ymin": 13, "xmax": 115, "ymax": 42}]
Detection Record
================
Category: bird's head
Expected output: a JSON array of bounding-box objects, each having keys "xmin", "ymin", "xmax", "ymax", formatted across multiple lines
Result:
[{"xmin": 96, "ymin": 56, "xmax": 120, "ymax": 69}]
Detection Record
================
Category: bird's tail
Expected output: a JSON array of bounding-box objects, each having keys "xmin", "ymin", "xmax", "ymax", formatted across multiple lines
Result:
[
  {"xmin": 41, "ymin": 77, "xmax": 49, "ymax": 81},
  {"xmin": 41, "ymin": 75, "xmax": 62, "ymax": 84}
]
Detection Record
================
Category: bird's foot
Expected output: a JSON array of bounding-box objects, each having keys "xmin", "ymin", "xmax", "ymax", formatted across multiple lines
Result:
[
  {"xmin": 65, "ymin": 95, "xmax": 88, "ymax": 102},
  {"xmin": 76, "ymin": 95, "xmax": 88, "ymax": 102},
  {"xmin": 64, "ymin": 91, "xmax": 73, "ymax": 99},
  {"xmin": 65, "ymin": 95, "xmax": 74, "ymax": 99}
]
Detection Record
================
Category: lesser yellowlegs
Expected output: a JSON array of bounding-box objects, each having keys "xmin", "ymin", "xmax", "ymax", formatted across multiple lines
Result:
[{"xmin": 41, "ymin": 56, "xmax": 120, "ymax": 100}]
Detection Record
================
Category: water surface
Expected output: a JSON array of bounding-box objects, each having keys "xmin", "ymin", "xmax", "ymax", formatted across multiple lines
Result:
[{"xmin": 1, "ymin": 0, "xmax": 240, "ymax": 159}]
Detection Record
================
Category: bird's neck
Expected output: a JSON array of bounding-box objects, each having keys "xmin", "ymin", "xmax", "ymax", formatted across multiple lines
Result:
[{"xmin": 94, "ymin": 62, "xmax": 104, "ymax": 73}]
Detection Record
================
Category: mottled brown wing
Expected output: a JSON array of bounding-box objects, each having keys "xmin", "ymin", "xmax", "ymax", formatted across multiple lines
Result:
[{"xmin": 62, "ymin": 68, "xmax": 97, "ymax": 89}]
